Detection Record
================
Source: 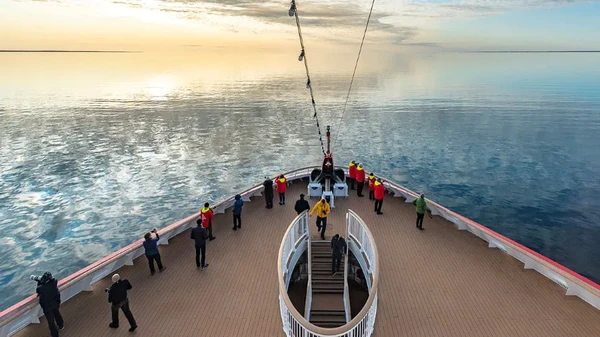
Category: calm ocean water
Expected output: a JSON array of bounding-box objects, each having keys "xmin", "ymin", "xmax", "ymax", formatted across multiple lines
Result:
[{"xmin": 0, "ymin": 51, "xmax": 599, "ymax": 310}]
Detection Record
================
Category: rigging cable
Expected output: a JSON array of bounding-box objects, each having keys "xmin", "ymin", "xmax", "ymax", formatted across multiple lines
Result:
[
  {"xmin": 332, "ymin": 0, "xmax": 376, "ymax": 148},
  {"xmin": 289, "ymin": 0, "xmax": 326, "ymax": 156}
]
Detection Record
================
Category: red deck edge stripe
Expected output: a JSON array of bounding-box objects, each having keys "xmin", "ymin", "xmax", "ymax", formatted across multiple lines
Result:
[
  {"xmin": 389, "ymin": 182, "xmax": 600, "ymax": 292},
  {"xmin": 0, "ymin": 167, "xmax": 312, "ymax": 321},
  {"xmin": 2, "ymin": 167, "xmax": 598, "ymax": 321}
]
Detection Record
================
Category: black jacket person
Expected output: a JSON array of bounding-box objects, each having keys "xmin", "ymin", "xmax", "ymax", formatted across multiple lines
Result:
[
  {"xmin": 191, "ymin": 219, "xmax": 209, "ymax": 269},
  {"xmin": 294, "ymin": 194, "xmax": 310, "ymax": 214},
  {"xmin": 108, "ymin": 274, "xmax": 137, "ymax": 331},
  {"xmin": 35, "ymin": 272, "xmax": 64, "ymax": 337},
  {"xmin": 330, "ymin": 235, "xmax": 348, "ymax": 275},
  {"xmin": 263, "ymin": 177, "xmax": 274, "ymax": 209}
]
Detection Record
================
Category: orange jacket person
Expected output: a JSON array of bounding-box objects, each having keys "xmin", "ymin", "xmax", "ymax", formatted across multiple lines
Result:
[
  {"xmin": 200, "ymin": 203, "xmax": 216, "ymax": 241},
  {"xmin": 374, "ymin": 179, "xmax": 385, "ymax": 215},
  {"xmin": 367, "ymin": 173, "xmax": 376, "ymax": 200},
  {"xmin": 348, "ymin": 161, "xmax": 357, "ymax": 190},
  {"xmin": 276, "ymin": 175, "xmax": 287, "ymax": 205},
  {"xmin": 355, "ymin": 163, "xmax": 366, "ymax": 197}
]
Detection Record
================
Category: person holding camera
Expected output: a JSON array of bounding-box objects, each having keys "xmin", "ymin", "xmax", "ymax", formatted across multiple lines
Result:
[
  {"xmin": 107, "ymin": 273, "xmax": 137, "ymax": 331},
  {"xmin": 143, "ymin": 229, "xmax": 165, "ymax": 275},
  {"xmin": 32, "ymin": 272, "xmax": 64, "ymax": 337}
]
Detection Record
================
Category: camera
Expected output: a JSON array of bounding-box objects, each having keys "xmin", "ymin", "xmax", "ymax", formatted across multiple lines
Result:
[{"xmin": 30, "ymin": 275, "xmax": 43, "ymax": 282}]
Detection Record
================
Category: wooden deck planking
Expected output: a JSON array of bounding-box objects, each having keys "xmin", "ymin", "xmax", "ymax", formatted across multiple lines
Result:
[{"xmin": 13, "ymin": 178, "xmax": 600, "ymax": 337}]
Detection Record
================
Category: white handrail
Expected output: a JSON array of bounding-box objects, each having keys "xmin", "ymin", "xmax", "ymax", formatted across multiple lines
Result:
[
  {"xmin": 4, "ymin": 164, "xmax": 598, "ymax": 337},
  {"xmin": 376, "ymin": 174, "xmax": 600, "ymax": 310},
  {"xmin": 337, "ymin": 165, "xmax": 600, "ymax": 310},
  {"xmin": 343, "ymin": 213, "xmax": 351, "ymax": 323},
  {"xmin": 304, "ymin": 218, "xmax": 313, "ymax": 320},
  {"xmin": 278, "ymin": 209, "xmax": 379, "ymax": 337}
]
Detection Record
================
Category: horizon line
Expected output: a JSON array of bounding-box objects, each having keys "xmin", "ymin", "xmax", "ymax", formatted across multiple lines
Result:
[
  {"xmin": 0, "ymin": 50, "xmax": 142, "ymax": 53},
  {"xmin": 463, "ymin": 50, "xmax": 600, "ymax": 53}
]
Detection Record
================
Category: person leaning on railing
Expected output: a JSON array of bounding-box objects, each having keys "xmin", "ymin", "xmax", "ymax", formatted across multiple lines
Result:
[
  {"xmin": 263, "ymin": 176, "xmax": 274, "ymax": 209},
  {"xmin": 374, "ymin": 178, "xmax": 385, "ymax": 215},
  {"xmin": 413, "ymin": 194, "xmax": 433, "ymax": 231},
  {"xmin": 32, "ymin": 272, "xmax": 64, "ymax": 337}
]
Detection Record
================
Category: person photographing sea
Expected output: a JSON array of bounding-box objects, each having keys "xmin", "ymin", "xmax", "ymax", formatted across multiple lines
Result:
[
  {"xmin": 143, "ymin": 229, "xmax": 166, "ymax": 275},
  {"xmin": 31, "ymin": 272, "xmax": 64, "ymax": 337}
]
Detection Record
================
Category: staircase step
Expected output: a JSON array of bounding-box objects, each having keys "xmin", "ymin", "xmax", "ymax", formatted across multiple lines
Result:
[
  {"xmin": 313, "ymin": 271, "xmax": 343, "ymax": 275},
  {"xmin": 313, "ymin": 284, "xmax": 343, "ymax": 290},
  {"xmin": 312, "ymin": 267, "xmax": 344, "ymax": 272},
  {"xmin": 313, "ymin": 288, "xmax": 343, "ymax": 294},
  {"xmin": 310, "ymin": 314, "xmax": 347, "ymax": 326},
  {"xmin": 310, "ymin": 314, "xmax": 346, "ymax": 322},
  {"xmin": 310, "ymin": 321, "xmax": 345, "ymax": 328},
  {"xmin": 313, "ymin": 280, "xmax": 343, "ymax": 285},
  {"xmin": 311, "ymin": 309, "xmax": 345, "ymax": 315},
  {"xmin": 312, "ymin": 276, "xmax": 344, "ymax": 281}
]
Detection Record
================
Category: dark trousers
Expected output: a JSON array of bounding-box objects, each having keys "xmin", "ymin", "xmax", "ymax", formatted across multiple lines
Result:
[
  {"xmin": 375, "ymin": 199, "xmax": 383, "ymax": 213},
  {"xmin": 348, "ymin": 177, "xmax": 355, "ymax": 190},
  {"xmin": 195, "ymin": 245, "xmax": 206, "ymax": 267},
  {"xmin": 207, "ymin": 222, "xmax": 214, "ymax": 239},
  {"xmin": 265, "ymin": 193, "xmax": 273, "ymax": 208},
  {"xmin": 369, "ymin": 190, "xmax": 374, "ymax": 200},
  {"xmin": 332, "ymin": 254, "xmax": 342, "ymax": 274},
  {"xmin": 43, "ymin": 307, "xmax": 64, "ymax": 337},
  {"xmin": 146, "ymin": 253, "xmax": 164, "ymax": 274},
  {"xmin": 111, "ymin": 299, "xmax": 136, "ymax": 328},
  {"xmin": 279, "ymin": 192, "xmax": 285, "ymax": 204},
  {"xmin": 357, "ymin": 181, "xmax": 364, "ymax": 196},
  {"xmin": 316, "ymin": 216, "xmax": 327, "ymax": 240},
  {"xmin": 416, "ymin": 212, "xmax": 425, "ymax": 229},
  {"xmin": 233, "ymin": 214, "xmax": 241, "ymax": 228}
]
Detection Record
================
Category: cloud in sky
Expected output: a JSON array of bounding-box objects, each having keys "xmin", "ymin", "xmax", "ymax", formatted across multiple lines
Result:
[
  {"xmin": 6, "ymin": 0, "xmax": 600, "ymax": 50},
  {"xmin": 103, "ymin": 0, "xmax": 597, "ymax": 46}
]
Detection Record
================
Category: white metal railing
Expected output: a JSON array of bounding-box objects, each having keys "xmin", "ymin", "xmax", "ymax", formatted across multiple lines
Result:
[
  {"xmin": 5, "ymin": 164, "xmax": 598, "ymax": 337},
  {"xmin": 343, "ymin": 213, "xmax": 351, "ymax": 323},
  {"xmin": 304, "ymin": 219, "xmax": 313, "ymax": 320},
  {"xmin": 278, "ymin": 209, "xmax": 379, "ymax": 337},
  {"xmin": 378, "ymin": 175, "xmax": 600, "ymax": 310},
  {"xmin": 0, "ymin": 166, "xmax": 318, "ymax": 337}
]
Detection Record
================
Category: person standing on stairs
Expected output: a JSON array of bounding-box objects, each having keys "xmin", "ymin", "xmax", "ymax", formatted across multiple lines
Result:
[
  {"xmin": 276, "ymin": 174, "xmax": 287, "ymax": 205},
  {"xmin": 143, "ymin": 229, "xmax": 166, "ymax": 275},
  {"xmin": 413, "ymin": 194, "xmax": 432, "ymax": 230},
  {"xmin": 374, "ymin": 178, "xmax": 385, "ymax": 215},
  {"xmin": 263, "ymin": 176, "xmax": 274, "ymax": 209},
  {"xmin": 294, "ymin": 193, "xmax": 310, "ymax": 214},
  {"xmin": 232, "ymin": 194, "xmax": 243, "ymax": 230},
  {"xmin": 310, "ymin": 198, "xmax": 331, "ymax": 240},
  {"xmin": 355, "ymin": 163, "xmax": 366, "ymax": 197},
  {"xmin": 367, "ymin": 172, "xmax": 376, "ymax": 200},
  {"xmin": 200, "ymin": 203, "xmax": 216, "ymax": 241},
  {"xmin": 348, "ymin": 161, "xmax": 357, "ymax": 190},
  {"xmin": 331, "ymin": 234, "xmax": 347, "ymax": 276},
  {"xmin": 191, "ymin": 219, "xmax": 209, "ymax": 269}
]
